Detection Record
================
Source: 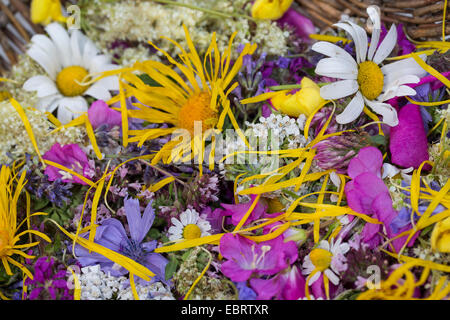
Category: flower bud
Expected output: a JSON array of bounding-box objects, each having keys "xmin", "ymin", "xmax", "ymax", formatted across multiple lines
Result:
[{"xmin": 251, "ymin": 0, "xmax": 293, "ymax": 20}]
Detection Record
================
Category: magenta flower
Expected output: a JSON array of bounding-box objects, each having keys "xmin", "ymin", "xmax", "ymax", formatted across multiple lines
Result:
[
  {"xmin": 219, "ymin": 195, "xmax": 268, "ymax": 227},
  {"xmin": 277, "ymin": 8, "xmax": 315, "ymax": 43},
  {"xmin": 249, "ymin": 265, "xmax": 306, "ymax": 300},
  {"xmin": 42, "ymin": 143, "xmax": 93, "ymax": 185},
  {"xmin": 219, "ymin": 234, "xmax": 298, "ymax": 282},
  {"xmin": 88, "ymin": 100, "xmax": 122, "ymax": 130},
  {"xmin": 390, "ymin": 104, "xmax": 430, "ymax": 169}
]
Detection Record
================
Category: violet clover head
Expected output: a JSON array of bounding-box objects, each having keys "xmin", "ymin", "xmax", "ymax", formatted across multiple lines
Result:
[
  {"xmin": 219, "ymin": 233, "xmax": 298, "ymax": 282},
  {"xmin": 73, "ymin": 198, "xmax": 169, "ymax": 284}
]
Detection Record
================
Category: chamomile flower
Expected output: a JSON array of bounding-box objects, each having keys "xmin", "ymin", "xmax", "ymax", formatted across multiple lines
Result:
[
  {"xmin": 168, "ymin": 209, "xmax": 211, "ymax": 241},
  {"xmin": 312, "ymin": 5, "xmax": 427, "ymax": 126},
  {"xmin": 302, "ymin": 238, "xmax": 350, "ymax": 287},
  {"xmin": 23, "ymin": 23, "xmax": 119, "ymax": 124}
]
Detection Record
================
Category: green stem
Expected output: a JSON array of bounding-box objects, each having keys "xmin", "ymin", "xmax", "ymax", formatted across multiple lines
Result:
[
  {"xmin": 269, "ymin": 84, "xmax": 302, "ymax": 91},
  {"xmin": 150, "ymin": 0, "xmax": 256, "ymax": 21}
]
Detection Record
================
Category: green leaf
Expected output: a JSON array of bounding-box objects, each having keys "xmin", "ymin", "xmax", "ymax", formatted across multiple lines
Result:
[
  {"xmin": 165, "ymin": 256, "xmax": 179, "ymax": 280},
  {"xmin": 370, "ymin": 135, "xmax": 387, "ymax": 147},
  {"xmin": 137, "ymin": 74, "xmax": 161, "ymax": 87}
]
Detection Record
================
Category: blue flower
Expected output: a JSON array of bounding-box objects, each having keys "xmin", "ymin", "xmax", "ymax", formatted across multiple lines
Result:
[{"xmin": 73, "ymin": 198, "xmax": 169, "ymax": 285}]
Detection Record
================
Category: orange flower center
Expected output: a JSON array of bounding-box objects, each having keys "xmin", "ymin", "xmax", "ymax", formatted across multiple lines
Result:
[
  {"xmin": 178, "ymin": 92, "xmax": 218, "ymax": 135},
  {"xmin": 0, "ymin": 228, "xmax": 10, "ymax": 256},
  {"xmin": 310, "ymin": 248, "xmax": 333, "ymax": 271},
  {"xmin": 56, "ymin": 66, "xmax": 90, "ymax": 97}
]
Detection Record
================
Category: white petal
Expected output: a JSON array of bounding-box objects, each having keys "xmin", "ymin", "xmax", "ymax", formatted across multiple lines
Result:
[
  {"xmin": 84, "ymin": 82, "xmax": 112, "ymax": 101},
  {"xmin": 36, "ymin": 94, "xmax": 62, "ymax": 113},
  {"xmin": 180, "ymin": 212, "xmax": 188, "ymax": 226},
  {"xmin": 82, "ymin": 38, "xmax": 100, "ymax": 67},
  {"xmin": 382, "ymin": 163, "xmax": 400, "ymax": 179},
  {"xmin": 339, "ymin": 243, "xmax": 350, "ymax": 254},
  {"xmin": 336, "ymin": 91, "xmax": 365, "ymax": 124},
  {"xmin": 88, "ymin": 55, "xmax": 112, "ymax": 73},
  {"xmin": 56, "ymin": 97, "xmax": 88, "ymax": 124},
  {"xmin": 168, "ymin": 226, "xmax": 181, "ymax": 235},
  {"xmin": 45, "ymin": 23, "xmax": 72, "ymax": 68},
  {"xmin": 23, "ymin": 75, "xmax": 58, "ymax": 98},
  {"xmin": 334, "ymin": 22, "xmax": 367, "ymax": 63},
  {"xmin": 383, "ymin": 75, "xmax": 420, "ymax": 92},
  {"xmin": 347, "ymin": 21, "xmax": 368, "ymax": 63},
  {"xmin": 373, "ymin": 24, "xmax": 397, "ymax": 65},
  {"xmin": 381, "ymin": 85, "xmax": 417, "ymax": 102},
  {"xmin": 320, "ymin": 79, "xmax": 358, "ymax": 100},
  {"xmin": 318, "ymin": 240, "xmax": 330, "ymax": 251},
  {"xmin": 26, "ymin": 46, "xmax": 58, "ymax": 79},
  {"xmin": 308, "ymin": 271, "xmax": 322, "ymax": 285},
  {"xmin": 169, "ymin": 234, "xmax": 181, "ymax": 242},
  {"xmin": 364, "ymin": 98, "xmax": 398, "ymax": 126},
  {"xmin": 70, "ymin": 30, "xmax": 84, "ymax": 66},
  {"xmin": 30, "ymin": 34, "xmax": 61, "ymax": 75},
  {"xmin": 324, "ymin": 269, "xmax": 340, "ymax": 285},
  {"xmin": 367, "ymin": 5, "xmax": 381, "ymax": 60},
  {"xmin": 311, "ymin": 42, "xmax": 357, "ymax": 68},
  {"xmin": 315, "ymin": 57, "xmax": 358, "ymax": 80}
]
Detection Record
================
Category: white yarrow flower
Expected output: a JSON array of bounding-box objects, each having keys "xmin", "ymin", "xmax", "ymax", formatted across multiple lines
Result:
[
  {"xmin": 23, "ymin": 23, "xmax": 119, "ymax": 124},
  {"xmin": 312, "ymin": 5, "xmax": 427, "ymax": 126}
]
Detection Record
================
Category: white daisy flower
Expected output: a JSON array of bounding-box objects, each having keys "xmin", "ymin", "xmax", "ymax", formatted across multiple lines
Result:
[
  {"xmin": 23, "ymin": 23, "xmax": 119, "ymax": 124},
  {"xmin": 168, "ymin": 209, "xmax": 211, "ymax": 241},
  {"xmin": 302, "ymin": 238, "xmax": 350, "ymax": 286},
  {"xmin": 312, "ymin": 5, "xmax": 427, "ymax": 126}
]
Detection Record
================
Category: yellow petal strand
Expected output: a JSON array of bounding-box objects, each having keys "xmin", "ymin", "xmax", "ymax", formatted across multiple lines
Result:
[
  {"xmin": 405, "ymin": 96, "xmax": 450, "ymax": 106},
  {"xmin": 9, "ymin": 98, "xmax": 45, "ymax": 167},
  {"xmin": 88, "ymin": 176, "xmax": 106, "ymax": 245},
  {"xmin": 240, "ymin": 90, "xmax": 289, "ymax": 105},
  {"xmin": 51, "ymin": 220, "xmax": 154, "ymax": 280},
  {"xmin": 45, "ymin": 112, "xmax": 62, "ymax": 127},
  {"xmin": 154, "ymin": 233, "xmax": 224, "ymax": 253},
  {"xmin": 43, "ymin": 160, "xmax": 95, "ymax": 187},
  {"xmin": 84, "ymin": 115, "xmax": 103, "ymax": 160},
  {"xmin": 67, "ymin": 266, "xmax": 81, "ymax": 300},
  {"xmin": 243, "ymin": 222, "xmax": 291, "ymax": 242},
  {"xmin": 410, "ymin": 52, "xmax": 450, "ymax": 88},
  {"xmin": 130, "ymin": 273, "xmax": 140, "ymax": 300},
  {"xmin": 149, "ymin": 176, "xmax": 175, "ymax": 192},
  {"xmin": 184, "ymin": 247, "xmax": 212, "ymax": 300},
  {"xmin": 234, "ymin": 194, "xmax": 262, "ymax": 232},
  {"xmin": 119, "ymin": 79, "xmax": 129, "ymax": 147},
  {"xmin": 6, "ymin": 257, "xmax": 33, "ymax": 280},
  {"xmin": 309, "ymin": 34, "xmax": 351, "ymax": 44}
]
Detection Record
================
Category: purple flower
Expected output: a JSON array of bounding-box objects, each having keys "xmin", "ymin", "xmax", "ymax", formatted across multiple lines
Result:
[
  {"xmin": 235, "ymin": 282, "xmax": 257, "ymax": 300},
  {"xmin": 277, "ymin": 8, "xmax": 315, "ymax": 43},
  {"xmin": 88, "ymin": 100, "xmax": 122, "ymax": 130},
  {"xmin": 219, "ymin": 234, "xmax": 298, "ymax": 282},
  {"xmin": 390, "ymin": 104, "xmax": 430, "ymax": 169},
  {"xmin": 345, "ymin": 147, "xmax": 411, "ymax": 251},
  {"xmin": 42, "ymin": 143, "xmax": 93, "ymax": 185},
  {"xmin": 24, "ymin": 257, "xmax": 73, "ymax": 300},
  {"xmin": 249, "ymin": 265, "xmax": 306, "ymax": 300},
  {"xmin": 74, "ymin": 198, "xmax": 169, "ymax": 284}
]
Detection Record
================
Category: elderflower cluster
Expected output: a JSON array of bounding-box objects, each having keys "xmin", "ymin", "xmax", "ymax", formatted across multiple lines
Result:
[
  {"xmin": 247, "ymin": 113, "xmax": 308, "ymax": 149},
  {"xmin": 0, "ymin": 101, "xmax": 84, "ymax": 163},
  {"xmin": 79, "ymin": 265, "xmax": 174, "ymax": 300},
  {"xmin": 82, "ymin": 0, "xmax": 290, "ymax": 62}
]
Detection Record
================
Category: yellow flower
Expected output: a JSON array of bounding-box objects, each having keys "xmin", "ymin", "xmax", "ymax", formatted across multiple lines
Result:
[
  {"xmin": 0, "ymin": 166, "xmax": 50, "ymax": 280},
  {"xmin": 251, "ymin": 0, "xmax": 293, "ymax": 20},
  {"xmin": 271, "ymin": 77, "xmax": 325, "ymax": 117},
  {"xmin": 431, "ymin": 217, "xmax": 450, "ymax": 253},
  {"xmin": 117, "ymin": 25, "xmax": 256, "ymax": 170},
  {"xmin": 31, "ymin": 0, "xmax": 67, "ymax": 25}
]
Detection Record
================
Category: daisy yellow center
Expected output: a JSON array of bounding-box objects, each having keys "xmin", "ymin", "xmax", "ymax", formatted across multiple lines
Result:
[
  {"xmin": 56, "ymin": 66, "xmax": 90, "ymax": 97},
  {"xmin": 357, "ymin": 61, "xmax": 384, "ymax": 101},
  {"xmin": 183, "ymin": 224, "xmax": 202, "ymax": 240},
  {"xmin": 0, "ymin": 228, "xmax": 9, "ymax": 256},
  {"xmin": 310, "ymin": 248, "xmax": 332, "ymax": 272},
  {"xmin": 178, "ymin": 92, "xmax": 218, "ymax": 134}
]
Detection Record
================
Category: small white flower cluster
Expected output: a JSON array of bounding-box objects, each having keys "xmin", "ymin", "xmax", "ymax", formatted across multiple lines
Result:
[
  {"xmin": 79, "ymin": 265, "xmax": 175, "ymax": 300},
  {"xmin": 246, "ymin": 113, "xmax": 308, "ymax": 149},
  {"xmin": 0, "ymin": 100, "xmax": 84, "ymax": 163},
  {"xmin": 83, "ymin": 0, "xmax": 290, "ymax": 62}
]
